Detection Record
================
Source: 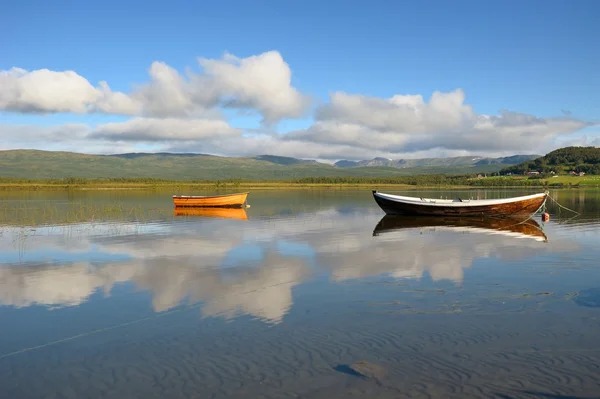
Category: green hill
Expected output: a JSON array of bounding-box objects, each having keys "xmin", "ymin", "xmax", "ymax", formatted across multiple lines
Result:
[
  {"xmin": 500, "ymin": 146, "xmax": 600, "ymax": 175},
  {"xmin": 0, "ymin": 149, "xmax": 523, "ymax": 180}
]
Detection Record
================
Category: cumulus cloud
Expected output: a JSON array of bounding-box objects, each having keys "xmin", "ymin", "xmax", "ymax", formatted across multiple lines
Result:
[
  {"xmin": 0, "ymin": 51, "xmax": 310, "ymax": 123},
  {"xmin": 130, "ymin": 61, "xmax": 215, "ymax": 118},
  {"xmin": 0, "ymin": 67, "xmax": 140, "ymax": 115},
  {"xmin": 285, "ymin": 90, "xmax": 593, "ymax": 156},
  {"xmin": 198, "ymin": 51, "xmax": 311, "ymax": 123},
  {"xmin": 315, "ymin": 89, "xmax": 474, "ymax": 134},
  {"xmin": 95, "ymin": 81, "xmax": 143, "ymax": 115}
]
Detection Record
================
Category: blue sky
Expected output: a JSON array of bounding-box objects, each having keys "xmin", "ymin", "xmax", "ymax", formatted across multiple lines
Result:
[{"xmin": 1, "ymin": 0, "xmax": 598, "ymax": 159}]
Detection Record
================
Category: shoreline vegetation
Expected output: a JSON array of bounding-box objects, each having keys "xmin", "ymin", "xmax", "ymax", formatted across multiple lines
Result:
[{"xmin": 0, "ymin": 175, "xmax": 599, "ymax": 191}]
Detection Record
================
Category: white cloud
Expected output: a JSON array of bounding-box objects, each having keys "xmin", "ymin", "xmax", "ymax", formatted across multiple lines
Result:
[
  {"xmin": 95, "ymin": 81, "xmax": 143, "ymax": 115},
  {"xmin": 315, "ymin": 89, "xmax": 475, "ymax": 134},
  {"xmin": 198, "ymin": 51, "xmax": 311, "ymax": 123},
  {"xmin": 0, "ymin": 117, "xmax": 242, "ymax": 153},
  {"xmin": 0, "ymin": 67, "xmax": 97, "ymax": 114},
  {"xmin": 285, "ymin": 90, "xmax": 593, "ymax": 156},
  {"xmin": 0, "ymin": 51, "xmax": 310, "ymax": 123},
  {"xmin": 90, "ymin": 117, "xmax": 241, "ymax": 142},
  {"xmin": 0, "ymin": 67, "xmax": 140, "ymax": 115},
  {"xmin": 285, "ymin": 121, "xmax": 407, "ymax": 151},
  {"xmin": 130, "ymin": 61, "xmax": 215, "ymax": 118}
]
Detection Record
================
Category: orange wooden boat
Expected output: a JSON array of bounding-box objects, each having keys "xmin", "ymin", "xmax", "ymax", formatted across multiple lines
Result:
[
  {"xmin": 173, "ymin": 207, "xmax": 248, "ymax": 220},
  {"xmin": 172, "ymin": 192, "xmax": 249, "ymax": 208}
]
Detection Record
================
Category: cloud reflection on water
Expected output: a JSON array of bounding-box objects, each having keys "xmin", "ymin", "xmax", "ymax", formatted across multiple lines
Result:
[{"xmin": 0, "ymin": 208, "xmax": 584, "ymax": 324}]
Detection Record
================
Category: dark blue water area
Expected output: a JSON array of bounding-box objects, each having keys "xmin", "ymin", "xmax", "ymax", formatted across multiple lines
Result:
[{"xmin": 0, "ymin": 281, "xmax": 154, "ymax": 356}]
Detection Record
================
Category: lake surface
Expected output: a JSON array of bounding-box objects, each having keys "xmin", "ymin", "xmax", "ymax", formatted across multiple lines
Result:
[{"xmin": 1, "ymin": 188, "xmax": 599, "ymax": 399}]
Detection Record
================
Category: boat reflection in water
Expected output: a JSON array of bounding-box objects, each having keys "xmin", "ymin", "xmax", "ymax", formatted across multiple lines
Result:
[
  {"xmin": 373, "ymin": 215, "xmax": 548, "ymax": 243},
  {"xmin": 173, "ymin": 207, "xmax": 248, "ymax": 220}
]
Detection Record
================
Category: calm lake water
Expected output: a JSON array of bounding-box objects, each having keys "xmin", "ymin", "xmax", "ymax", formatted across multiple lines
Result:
[{"xmin": 1, "ymin": 189, "xmax": 599, "ymax": 399}]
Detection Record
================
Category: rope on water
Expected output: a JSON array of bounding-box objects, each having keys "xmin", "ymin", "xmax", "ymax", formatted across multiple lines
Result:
[
  {"xmin": 0, "ymin": 301, "xmax": 205, "ymax": 361},
  {"xmin": 0, "ymin": 280, "xmax": 282, "ymax": 361},
  {"xmin": 511, "ymin": 194, "xmax": 549, "ymax": 226},
  {"xmin": 546, "ymin": 193, "xmax": 580, "ymax": 215},
  {"xmin": 510, "ymin": 191, "xmax": 578, "ymax": 228}
]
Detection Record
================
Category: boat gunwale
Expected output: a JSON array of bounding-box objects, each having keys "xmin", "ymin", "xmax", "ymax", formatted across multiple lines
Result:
[{"xmin": 172, "ymin": 192, "xmax": 249, "ymax": 199}]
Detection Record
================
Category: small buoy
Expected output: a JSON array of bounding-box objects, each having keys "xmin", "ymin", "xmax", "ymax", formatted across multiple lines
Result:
[{"xmin": 541, "ymin": 212, "xmax": 550, "ymax": 222}]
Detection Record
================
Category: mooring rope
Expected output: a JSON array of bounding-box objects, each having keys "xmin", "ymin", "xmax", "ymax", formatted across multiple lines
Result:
[
  {"xmin": 546, "ymin": 193, "xmax": 581, "ymax": 215},
  {"xmin": 503, "ymin": 191, "xmax": 579, "ymax": 229},
  {"xmin": 0, "ymin": 301, "xmax": 205, "ymax": 361},
  {"xmin": 0, "ymin": 280, "xmax": 284, "ymax": 361},
  {"xmin": 511, "ymin": 202, "xmax": 546, "ymax": 228}
]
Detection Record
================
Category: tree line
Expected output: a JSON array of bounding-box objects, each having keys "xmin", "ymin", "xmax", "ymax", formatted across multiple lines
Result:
[
  {"xmin": 0, "ymin": 175, "xmax": 548, "ymax": 186},
  {"xmin": 500, "ymin": 146, "xmax": 600, "ymax": 175}
]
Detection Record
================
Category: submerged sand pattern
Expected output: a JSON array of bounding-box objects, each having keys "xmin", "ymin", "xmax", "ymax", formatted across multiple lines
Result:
[{"xmin": 1, "ymin": 311, "xmax": 600, "ymax": 398}]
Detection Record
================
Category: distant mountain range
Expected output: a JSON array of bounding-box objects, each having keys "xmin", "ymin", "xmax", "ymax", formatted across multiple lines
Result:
[
  {"xmin": 108, "ymin": 153, "xmax": 318, "ymax": 165},
  {"xmin": 0, "ymin": 150, "xmax": 541, "ymax": 180},
  {"xmin": 334, "ymin": 155, "xmax": 540, "ymax": 168}
]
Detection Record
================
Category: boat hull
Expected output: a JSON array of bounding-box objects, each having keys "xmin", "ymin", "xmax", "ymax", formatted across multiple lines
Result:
[
  {"xmin": 173, "ymin": 192, "xmax": 248, "ymax": 208},
  {"xmin": 372, "ymin": 191, "xmax": 547, "ymax": 218}
]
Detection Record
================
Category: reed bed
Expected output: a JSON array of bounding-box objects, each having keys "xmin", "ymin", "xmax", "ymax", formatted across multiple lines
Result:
[{"xmin": 0, "ymin": 201, "xmax": 170, "ymax": 227}]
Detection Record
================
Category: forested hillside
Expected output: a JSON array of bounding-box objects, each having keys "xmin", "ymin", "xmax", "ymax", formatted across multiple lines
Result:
[{"xmin": 501, "ymin": 147, "xmax": 600, "ymax": 175}]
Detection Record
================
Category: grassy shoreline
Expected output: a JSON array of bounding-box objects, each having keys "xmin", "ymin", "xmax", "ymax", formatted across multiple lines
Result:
[
  {"xmin": 0, "ymin": 175, "xmax": 598, "ymax": 191},
  {"xmin": 0, "ymin": 182, "xmax": 597, "ymax": 191},
  {"xmin": 0, "ymin": 182, "xmax": 466, "ymax": 191}
]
